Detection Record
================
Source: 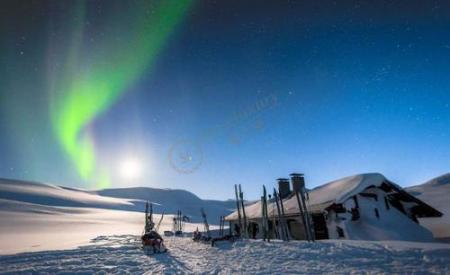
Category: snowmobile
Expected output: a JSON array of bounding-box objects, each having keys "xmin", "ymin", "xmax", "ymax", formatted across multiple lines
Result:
[{"xmin": 141, "ymin": 201, "xmax": 167, "ymax": 254}]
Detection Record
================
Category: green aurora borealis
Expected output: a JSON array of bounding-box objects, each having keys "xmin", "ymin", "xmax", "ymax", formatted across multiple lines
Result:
[{"xmin": 49, "ymin": 1, "xmax": 192, "ymax": 188}]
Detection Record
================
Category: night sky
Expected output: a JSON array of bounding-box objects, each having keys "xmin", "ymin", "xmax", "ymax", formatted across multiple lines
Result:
[{"xmin": 1, "ymin": 0, "xmax": 450, "ymax": 200}]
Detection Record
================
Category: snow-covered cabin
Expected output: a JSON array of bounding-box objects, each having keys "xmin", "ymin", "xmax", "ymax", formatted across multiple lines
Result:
[{"xmin": 225, "ymin": 173, "xmax": 442, "ymax": 242}]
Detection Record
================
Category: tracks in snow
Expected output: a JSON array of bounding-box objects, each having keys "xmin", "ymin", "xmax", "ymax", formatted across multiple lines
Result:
[{"xmin": 1, "ymin": 235, "xmax": 450, "ymax": 274}]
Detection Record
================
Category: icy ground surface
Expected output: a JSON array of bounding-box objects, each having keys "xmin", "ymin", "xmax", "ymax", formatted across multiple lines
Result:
[{"xmin": 1, "ymin": 235, "xmax": 450, "ymax": 274}]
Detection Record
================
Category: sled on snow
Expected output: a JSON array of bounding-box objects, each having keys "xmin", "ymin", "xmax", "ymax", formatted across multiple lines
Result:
[
  {"xmin": 141, "ymin": 201, "xmax": 167, "ymax": 254},
  {"xmin": 141, "ymin": 232, "xmax": 167, "ymax": 254}
]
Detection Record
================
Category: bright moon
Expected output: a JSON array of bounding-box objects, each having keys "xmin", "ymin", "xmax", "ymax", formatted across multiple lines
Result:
[{"xmin": 119, "ymin": 158, "xmax": 142, "ymax": 180}]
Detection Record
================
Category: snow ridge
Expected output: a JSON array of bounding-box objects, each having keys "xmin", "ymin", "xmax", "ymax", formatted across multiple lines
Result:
[{"xmin": 0, "ymin": 178, "xmax": 234, "ymax": 223}]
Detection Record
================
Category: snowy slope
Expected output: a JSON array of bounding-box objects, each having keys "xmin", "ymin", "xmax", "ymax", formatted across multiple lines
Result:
[
  {"xmin": 0, "ymin": 178, "xmax": 229, "ymax": 254},
  {"xmin": 0, "ymin": 199, "xmax": 142, "ymax": 255},
  {"xmin": 1, "ymin": 236, "xmax": 449, "ymax": 274},
  {"xmin": 0, "ymin": 198, "xmax": 216, "ymax": 255},
  {"xmin": 96, "ymin": 187, "xmax": 235, "ymax": 223},
  {"xmin": 407, "ymin": 173, "xmax": 450, "ymax": 241},
  {"xmin": 0, "ymin": 178, "xmax": 133, "ymax": 209},
  {"xmin": 0, "ymin": 178, "xmax": 234, "ymax": 222}
]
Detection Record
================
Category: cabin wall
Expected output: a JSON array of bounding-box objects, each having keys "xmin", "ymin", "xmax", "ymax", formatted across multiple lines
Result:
[
  {"xmin": 287, "ymin": 218, "xmax": 307, "ymax": 240},
  {"xmin": 326, "ymin": 209, "xmax": 345, "ymax": 239},
  {"xmin": 229, "ymin": 214, "xmax": 326, "ymax": 241},
  {"xmin": 228, "ymin": 219, "xmax": 269, "ymax": 239}
]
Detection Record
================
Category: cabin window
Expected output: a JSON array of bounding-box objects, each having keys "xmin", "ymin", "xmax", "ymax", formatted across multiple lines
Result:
[
  {"xmin": 388, "ymin": 198, "xmax": 406, "ymax": 214},
  {"xmin": 374, "ymin": 208, "xmax": 380, "ymax": 219},
  {"xmin": 351, "ymin": 208, "xmax": 360, "ymax": 221},
  {"xmin": 336, "ymin": 226, "xmax": 345, "ymax": 238},
  {"xmin": 312, "ymin": 214, "xmax": 329, "ymax": 240},
  {"xmin": 353, "ymin": 195, "xmax": 359, "ymax": 208},
  {"xmin": 268, "ymin": 220, "xmax": 274, "ymax": 231},
  {"xmin": 249, "ymin": 222, "xmax": 259, "ymax": 239},
  {"xmin": 384, "ymin": 197, "xmax": 390, "ymax": 210}
]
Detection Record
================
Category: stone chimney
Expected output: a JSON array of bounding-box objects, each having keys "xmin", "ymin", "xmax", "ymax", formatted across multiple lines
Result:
[
  {"xmin": 277, "ymin": 178, "xmax": 291, "ymax": 199},
  {"xmin": 290, "ymin": 173, "xmax": 305, "ymax": 193}
]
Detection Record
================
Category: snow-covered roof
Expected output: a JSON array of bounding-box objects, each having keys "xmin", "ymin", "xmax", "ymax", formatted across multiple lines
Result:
[
  {"xmin": 283, "ymin": 173, "xmax": 395, "ymax": 215},
  {"xmin": 225, "ymin": 173, "xmax": 405, "ymax": 221}
]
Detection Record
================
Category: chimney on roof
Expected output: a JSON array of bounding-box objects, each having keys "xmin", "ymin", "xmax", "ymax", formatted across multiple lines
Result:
[
  {"xmin": 277, "ymin": 178, "xmax": 290, "ymax": 199},
  {"xmin": 290, "ymin": 173, "xmax": 305, "ymax": 193}
]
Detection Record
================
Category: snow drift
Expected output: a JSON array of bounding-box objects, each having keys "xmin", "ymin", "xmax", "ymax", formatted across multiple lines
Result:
[{"xmin": 407, "ymin": 173, "xmax": 450, "ymax": 241}]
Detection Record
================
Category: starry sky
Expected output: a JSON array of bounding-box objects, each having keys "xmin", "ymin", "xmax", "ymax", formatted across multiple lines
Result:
[{"xmin": 1, "ymin": 0, "xmax": 450, "ymax": 200}]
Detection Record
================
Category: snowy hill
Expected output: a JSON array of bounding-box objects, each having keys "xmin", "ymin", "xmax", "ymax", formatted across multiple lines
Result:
[
  {"xmin": 406, "ymin": 173, "xmax": 450, "ymax": 241},
  {"xmin": 0, "ymin": 178, "xmax": 133, "ymax": 209},
  {"xmin": 0, "ymin": 178, "xmax": 234, "ymax": 223},
  {"xmin": 0, "ymin": 177, "xmax": 230, "ymax": 254},
  {"xmin": 96, "ymin": 187, "xmax": 235, "ymax": 223}
]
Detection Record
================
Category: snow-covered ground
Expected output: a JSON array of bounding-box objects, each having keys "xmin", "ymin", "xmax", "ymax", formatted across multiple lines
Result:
[
  {"xmin": 0, "ymin": 178, "xmax": 222, "ymax": 255},
  {"xmin": 0, "ymin": 198, "xmax": 211, "ymax": 255},
  {"xmin": 1, "ymin": 235, "xmax": 450, "ymax": 274}
]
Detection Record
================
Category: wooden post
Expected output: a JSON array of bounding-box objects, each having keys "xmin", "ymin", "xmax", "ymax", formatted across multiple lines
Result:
[
  {"xmin": 300, "ymin": 189, "xmax": 315, "ymax": 242},
  {"xmin": 239, "ymin": 184, "xmax": 248, "ymax": 238},
  {"xmin": 144, "ymin": 201, "xmax": 149, "ymax": 233},
  {"xmin": 273, "ymin": 189, "xmax": 285, "ymax": 240},
  {"xmin": 279, "ymin": 193, "xmax": 290, "ymax": 241},
  {"xmin": 263, "ymin": 185, "xmax": 270, "ymax": 242},
  {"xmin": 234, "ymin": 184, "xmax": 242, "ymax": 235},
  {"xmin": 295, "ymin": 190, "xmax": 311, "ymax": 241},
  {"xmin": 261, "ymin": 195, "xmax": 266, "ymax": 241}
]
